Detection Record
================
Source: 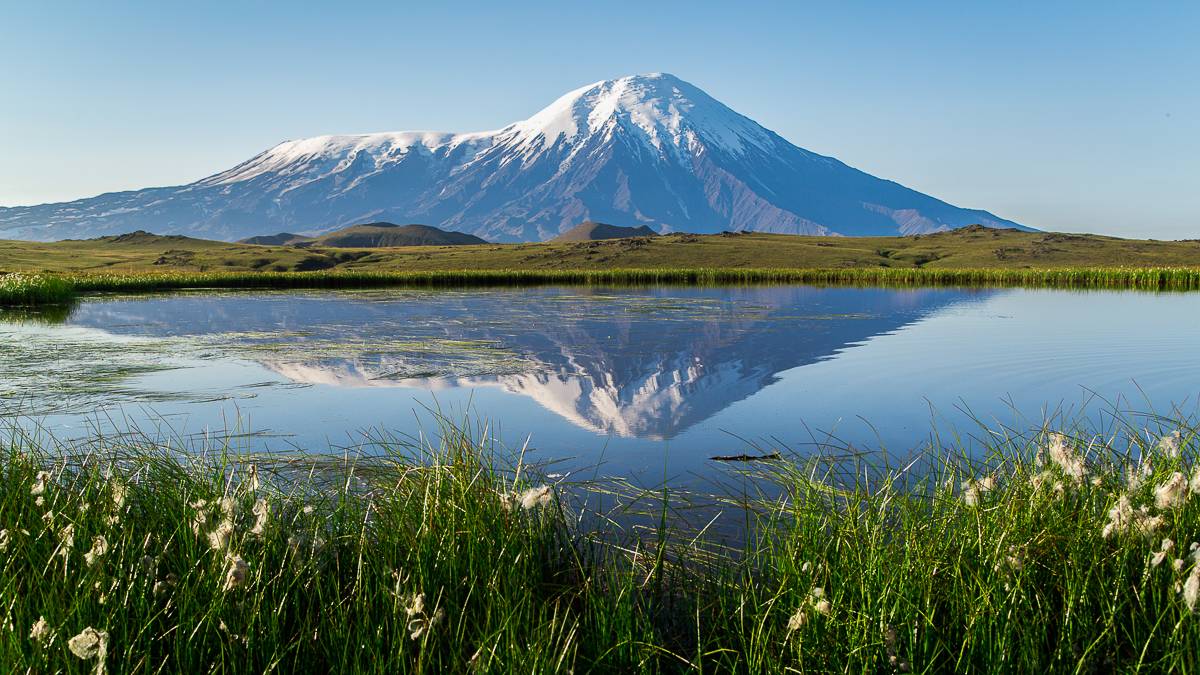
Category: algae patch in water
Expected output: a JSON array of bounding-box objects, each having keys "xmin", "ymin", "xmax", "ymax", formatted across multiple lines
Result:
[
  {"xmin": 0, "ymin": 323, "xmax": 203, "ymax": 415},
  {"xmin": 200, "ymin": 333, "xmax": 539, "ymax": 381}
]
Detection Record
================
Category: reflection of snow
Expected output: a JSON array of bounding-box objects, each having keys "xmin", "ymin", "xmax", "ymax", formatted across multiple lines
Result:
[
  {"xmin": 64, "ymin": 286, "xmax": 983, "ymax": 440},
  {"xmin": 262, "ymin": 355, "xmax": 763, "ymax": 440}
]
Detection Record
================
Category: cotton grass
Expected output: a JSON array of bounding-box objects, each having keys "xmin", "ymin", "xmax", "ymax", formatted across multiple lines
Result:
[{"xmin": 2, "ymin": 413, "xmax": 1200, "ymax": 672}]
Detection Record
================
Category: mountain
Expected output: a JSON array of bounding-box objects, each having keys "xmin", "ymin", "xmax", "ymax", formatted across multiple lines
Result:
[
  {"xmin": 0, "ymin": 73, "xmax": 1030, "ymax": 242},
  {"xmin": 552, "ymin": 221, "xmax": 659, "ymax": 242},
  {"xmin": 304, "ymin": 222, "xmax": 487, "ymax": 248}
]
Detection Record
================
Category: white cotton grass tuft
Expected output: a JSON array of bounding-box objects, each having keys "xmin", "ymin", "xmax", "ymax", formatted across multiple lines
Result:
[
  {"xmin": 1154, "ymin": 472, "xmax": 1189, "ymax": 510},
  {"xmin": 207, "ymin": 519, "xmax": 235, "ymax": 551},
  {"xmin": 1101, "ymin": 496, "xmax": 1163, "ymax": 539},
  {"xmin": 250, "ymin": 498, "xmax": 269, "ymax": 536},
  {"xmin": 961, "ymin": 476, "xmax": 995, "ymax": 506},
  {"xmin": 1045, "ymin": 433, "xmax": 1087, "ymax": 483},
  {"xmin": 996, "ymin": 545, "xmax": 1024, "ymax": 574},
  {"xmin": 31, "ymin": 470, "xmax": 51, "ymax": 497},
  {"xmin": 1156, "ymin": 430, "xmax": 1182, "ymax": 458},
  {"xmin": 189, "ymin": 499, "xmax": 208, "ymax": 536},
  {"xmin": 67, "ymin": 626, "xmax": 109, "ymax": 674},
  {"xmin": 218, "ymin": 496, "xmax": 237, "ymax": 520},
  {"xmin": 405, "ymin": 592, "xmax": 426, "ymax": 618},
  {"xmin": 222, "ymin": 554, "xmax": 249, "ymax": 591},
  {"xmin": 1183, "ymin": 570, "xmax": 1200, "ymax": 612},
  {"xmin": 1190, "ymin": 466, "xmax": 1200, "ymax": 495},
  {"xmin": 498, "ymin": 492, "xmax": 516, "ymax": 511},
  {"xmin": 404, "ymin": 592, "xmax": 445, "ymax": 640},
  {"xmin": 84, "ymin": 535, "xmax": 109, "ymax": 567},
  {"xmin": 1151, "ymin": 539, "xmax": 1175, "ymax": 568},
  {"xmin": 29, "ymin": 616, "xmax": 52, "ymax": 644},
  {"xmin": 31, "ymin": 470, "xmax": 50, "ymax": 496},
  {"xmin": 786, "ymin": 586, "xmax": 833, "ymax": 634},
  {"xmin": 1127, "ymin": 457, "xmax": 1154, "ymax": 491},
  {"xmin": 786, "ymin": 607, "xmax": 808, "ymax": 631},
  {"xmin": 409, "ymin": 608, "xmax": 445, "ymax": 641},
  {"xmin": 110, "ymin": 482, "xmax": 126, "ymax": 510},
  {"xmin": 518, "ymin": 485, "xmax": 553, "ymax": 510},
  {"xmin": 1102, "ymin": 496, "xmax": 1133, "ymax": 539},
  {"xmin": 57, "ymin": 523, "xmax": 76, "ymax": 556},
  {"xmin": 810, "ymin": 586, "xmax": 831, "ymax": 614}
]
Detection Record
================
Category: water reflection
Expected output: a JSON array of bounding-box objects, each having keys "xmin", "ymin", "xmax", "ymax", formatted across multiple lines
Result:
[{"xmin": 60, "ymin": 286, "xmax": 987, "ymax": 439}]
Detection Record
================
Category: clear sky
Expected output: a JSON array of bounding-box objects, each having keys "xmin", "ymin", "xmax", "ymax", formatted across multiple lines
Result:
[{"xmin": 1, "ymin": 1, "xmax": 1196, "ymax": 238}]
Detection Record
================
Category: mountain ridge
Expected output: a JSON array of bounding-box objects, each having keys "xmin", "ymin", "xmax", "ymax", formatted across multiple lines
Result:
[{"xmin": 0, "ymin": 73, "xmax": 1030, "ymax": 242}]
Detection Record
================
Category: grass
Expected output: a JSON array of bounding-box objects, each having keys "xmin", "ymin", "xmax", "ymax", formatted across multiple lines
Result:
[
  {"xmin": 2, "ymin": 228, "xmax": 1200, "ymax": 277},
  {"xmin": 3, "ymin": 415, "xmax": 1200, "ymax": 672},
  {"xmin": 0, "ymin": 273, "xmax": 74, "ymax": 306},
  {"xmin": 5, "ymin": 266, "xmax": 1200, "ymax": 309}
]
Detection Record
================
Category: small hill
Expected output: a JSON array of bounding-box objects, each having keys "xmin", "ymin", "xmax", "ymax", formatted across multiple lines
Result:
[
  {"xmin": 310, "ymin": 223, "xmax": 488, "ymax": 248},
  {"xmin": 87, "ymin": 231, "xmax": 201, "ymax": 245},
  {"xmin": 240, "ymin": 232, "xmax": 315, "ymax": 246},
  {"xmin": 552, "ymin": 222, "xmax": 660, "ymax": 242}
]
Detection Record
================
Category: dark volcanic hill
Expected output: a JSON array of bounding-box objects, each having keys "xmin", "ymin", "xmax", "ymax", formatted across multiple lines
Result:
[
  {"xmin": 308, "ymin": 223, "xmax": 487, "ymax": 248},
  {"xmin": 551, "ymin": 221, "xmax": 660, "ymax": 242},
  {"xmin": 239, "ymin": 232, "xmax": 315, "ymax": 246},
  {"xmin": 0, "ymin": 73, "xmax": 1031, "ymax": 242}
]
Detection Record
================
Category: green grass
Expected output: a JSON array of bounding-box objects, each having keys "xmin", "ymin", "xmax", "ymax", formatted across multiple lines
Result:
[
  {"xmin": 3, "ymin": 416, "xmax": 1200, "ymax": 672},
  {"xmin": 0, "ymin": 273, "xmax": 74, "ymax": 306},
  {"xmin": 3, "ymin": 228, "xmax": 1200, "ymax": 277},
  {"xmin": 6, "ymin": 266, "xmax": 1200, "ymax": 308}
]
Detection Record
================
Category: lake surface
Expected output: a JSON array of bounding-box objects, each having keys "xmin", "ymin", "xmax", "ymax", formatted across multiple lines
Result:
[{"xmin": 3, "ymin": 285, "xmax": 1199, "ymax": 485}]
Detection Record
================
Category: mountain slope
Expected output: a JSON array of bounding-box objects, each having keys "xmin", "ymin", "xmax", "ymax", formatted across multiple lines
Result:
[
  {"xmin": 0, "ymin": 73, "xmax": 1030, "ymax": 242},
  {"xmin": 551, "ymin": 221, "xmax": 659, "ymax": 241}
]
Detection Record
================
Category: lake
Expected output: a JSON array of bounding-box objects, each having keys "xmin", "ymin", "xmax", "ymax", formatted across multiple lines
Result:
[{"xmin": 3, "ymin": 285, "xmax": 1198, "ymax": 486}]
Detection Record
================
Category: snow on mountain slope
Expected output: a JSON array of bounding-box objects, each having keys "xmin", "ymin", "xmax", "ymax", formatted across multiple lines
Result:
[{"xmin": 0, "ymin": 73, "xmax": 1030, "ymax": 242}]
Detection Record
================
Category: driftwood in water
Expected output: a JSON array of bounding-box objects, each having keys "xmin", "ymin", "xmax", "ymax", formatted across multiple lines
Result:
[{"xmin": 709, "ymin": 452, "xmax": 782, "ymax": 462}]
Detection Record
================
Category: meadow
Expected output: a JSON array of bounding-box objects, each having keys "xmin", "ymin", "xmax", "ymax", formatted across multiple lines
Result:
[
  {"xmin": 2, "ymin": 227, "xmax": 1200, "ymax": 277},
  {"xmin": 2, "ymin": 415, "xmax": 1199, "ymax": 673},
  {"xmin": 4, "ymin": 225, "xmax": 1200, "ymax": 308}
]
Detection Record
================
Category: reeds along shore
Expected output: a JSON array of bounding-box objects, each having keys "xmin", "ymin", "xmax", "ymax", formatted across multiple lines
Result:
[
  {"xmin": 5, "ymin": 266, "xmax": 1200, "ymax": 307},
  {"xmin": 2, "ymin": 419, "xmax": 1200, "ymax": 673}
]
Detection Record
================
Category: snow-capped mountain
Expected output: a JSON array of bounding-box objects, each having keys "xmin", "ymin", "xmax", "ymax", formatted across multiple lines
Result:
[{"xmin": 0, "ymin": 73, "xmax": 1029, "ymax": 242}]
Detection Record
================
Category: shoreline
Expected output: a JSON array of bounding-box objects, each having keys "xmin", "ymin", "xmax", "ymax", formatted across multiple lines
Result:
[{"xmin": 6, "ymin": 266, "xmax": 1200, "ymax": 308}]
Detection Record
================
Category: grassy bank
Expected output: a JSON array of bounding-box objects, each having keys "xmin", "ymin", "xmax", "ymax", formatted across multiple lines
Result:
[
  {"xmin": 3, "ymin": 419, "xmax": 1200, "ymax": 672},
  {"xmin": 0, "ymin": 273, "xmax": 74, "ymax": 306},
  {"xmin": 3, "ymin": 228, "xmax": 1200, "ymax": 276},
  {"xmin": 5, "ymin": 266, "xmax": 1200, "ymax": 308}
]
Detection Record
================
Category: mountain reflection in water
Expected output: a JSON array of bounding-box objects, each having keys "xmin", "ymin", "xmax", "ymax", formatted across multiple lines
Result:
[{"xmin": 63, "ymin": 286, "xmax": 986, "ymax": 440}]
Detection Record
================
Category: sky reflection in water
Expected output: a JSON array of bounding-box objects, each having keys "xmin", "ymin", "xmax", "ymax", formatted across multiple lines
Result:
[{"xmin": 4, "ymin": 286, "xmax": 1199, "ymax": 486}]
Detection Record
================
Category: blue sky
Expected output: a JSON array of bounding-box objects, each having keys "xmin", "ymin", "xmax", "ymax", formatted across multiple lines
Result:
[{"xmin": 1, "ymin": 1, "xmax": 1196, "ymax": 237}]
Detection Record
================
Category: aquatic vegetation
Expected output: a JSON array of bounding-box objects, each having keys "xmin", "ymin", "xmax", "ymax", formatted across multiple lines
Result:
[
  {"xmin": 0, "ymin": 273, "xmax": 74, "ymax": 306},
  {"xmin": 0, "ymin": 322, "xmax": 201, "ymax": 416},
  {"xmin": 6, "ymin": 266, "xmax": 1200, "ymax": 309},
  {"xmin": 2, "ymin": 416, "xmax": 1200, "ymax": 672}
]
